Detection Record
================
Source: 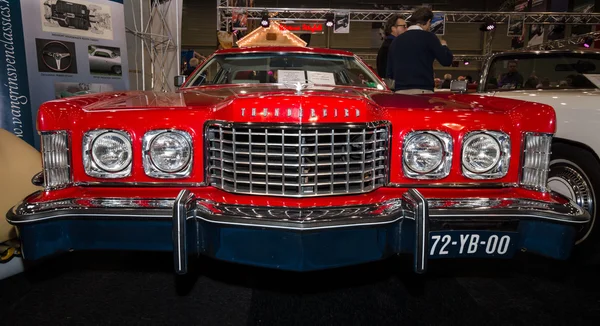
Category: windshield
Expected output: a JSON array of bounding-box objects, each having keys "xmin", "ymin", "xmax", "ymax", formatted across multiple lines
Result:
[
  {"xmin": 184, "ymin": 52, "xmax": 385, "ymax": 89},
  {"xmin": 484, "ymin": 52, "xmax": 600, "ymax": 91}
]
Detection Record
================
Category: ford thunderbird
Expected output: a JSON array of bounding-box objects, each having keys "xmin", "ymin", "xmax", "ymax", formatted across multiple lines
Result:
[
  {"xmin": 479, "ymin": 50, "xmax": 600, "ymax": 246},
  {"xmin": 6, "ymin": 47, "xmax": 589, "ymax": 274}
]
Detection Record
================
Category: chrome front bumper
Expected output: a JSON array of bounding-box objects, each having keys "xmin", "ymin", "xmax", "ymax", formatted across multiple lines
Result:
[{"xmin": 7, "ymin": 189, "xmax": 590, "ymax": 273}]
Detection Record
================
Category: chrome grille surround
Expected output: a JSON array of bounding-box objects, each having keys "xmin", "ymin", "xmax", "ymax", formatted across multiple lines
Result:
[{"xmin": 205, "ymin": 121, "xmax": 390, "ymax": 197}]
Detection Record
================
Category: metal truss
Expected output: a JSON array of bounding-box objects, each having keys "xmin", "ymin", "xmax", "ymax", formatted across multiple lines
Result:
[
  {"xmin": 128, "ymin": 0, "xmax": 180, "ymax": 91},
  {"xmin": 218, "ymin": 6, "xmax": 600, "ymax": 29},
  {"xmin": 524, "ymin": 31, "xmax": 600, "ymax": 50},
  {"xmin": 357, "ymin": 53, "xmax": 488, "ymax": 62}
]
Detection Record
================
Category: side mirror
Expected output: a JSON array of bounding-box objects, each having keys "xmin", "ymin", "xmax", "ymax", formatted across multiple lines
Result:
[
  {"xmin": 450, "ymin": 80, "xmax": 467, "ymax": 93},
  {"xmin": 383, "ymin": 78, "xmax": 395, "ymax": 89},
  {"xmin": 174, "ymin": 75, "xmax": 186, "ymax": 87}
]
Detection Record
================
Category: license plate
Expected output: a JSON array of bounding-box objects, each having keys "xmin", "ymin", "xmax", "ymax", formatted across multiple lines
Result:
[{"xmin": 428, "ymin": 231, "xmax": 518, "ymax": 258}]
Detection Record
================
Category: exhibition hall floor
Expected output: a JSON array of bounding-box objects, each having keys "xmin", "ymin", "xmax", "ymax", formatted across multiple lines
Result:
[{"xmin": 2, "ymin": 249, "xmax": 600, "ymax": 325}]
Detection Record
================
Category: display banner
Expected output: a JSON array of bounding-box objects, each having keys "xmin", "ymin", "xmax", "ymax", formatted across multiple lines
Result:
[
  {"xmin": 0, "ymin": 0, "xmax": 34, "ymax": 144},
  {"xmin": 0, "ymin": 0, "xmax": 129, "ymax": 148}
]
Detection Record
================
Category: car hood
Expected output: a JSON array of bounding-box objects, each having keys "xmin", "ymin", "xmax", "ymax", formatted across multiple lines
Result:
[
  {"xmin": 78, "ymin": 85, "xmax": 503, "ymax": 112},
  {"xmin": 79, "ymin": 85, "xmax": 384, "ymax": 111}
]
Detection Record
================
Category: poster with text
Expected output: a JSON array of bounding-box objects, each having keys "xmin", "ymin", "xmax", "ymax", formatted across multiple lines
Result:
[
  {"xmin": 431, "ymin": 13, "xmax": 445, "ymax": 35},
  {"xmin": 8, "ymin": 0, "xmax": 129, "ymax": 148},
  {"xmin": 334, "ymin": 12, "xmax": 350, "ymax": 34},
  {"xmin": 0, "ymin": 0, "xmax": 33, "ymax": 144}
]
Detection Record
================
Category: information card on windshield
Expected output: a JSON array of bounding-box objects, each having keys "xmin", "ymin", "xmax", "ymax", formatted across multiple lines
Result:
[
  {"xmin": 277, "ymin": 70, "xmax": 306, "ymax": 83},
  {"xmin": 307, "ymin": 71, "xmax": 336, "ymax": 85}
]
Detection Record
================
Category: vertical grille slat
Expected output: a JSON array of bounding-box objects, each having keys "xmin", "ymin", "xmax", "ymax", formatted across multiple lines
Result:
[{"xmin": 206, "ymin": 123, "xmax": 389, "ymax": 197}]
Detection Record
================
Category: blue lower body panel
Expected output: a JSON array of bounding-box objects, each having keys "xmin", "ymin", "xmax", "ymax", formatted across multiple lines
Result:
[{"xmin": 15, "ymin": 217, "xmax": 575, "ymax": 271}]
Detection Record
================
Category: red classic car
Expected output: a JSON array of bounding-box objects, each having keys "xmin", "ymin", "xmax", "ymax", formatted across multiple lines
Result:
[{"xmin": 7, "ymin": 47, "xmax": 590, "ymax": 274}]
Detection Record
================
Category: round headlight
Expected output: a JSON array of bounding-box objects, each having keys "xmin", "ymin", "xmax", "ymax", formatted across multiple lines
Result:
[
  {"xmin": 91, "ymin": 132, "xmax": 132, "ymax": 172},
  {"xmin": 462, "ymin": 133, "xmax": 501, "ymax": 173},
  {"xmin": 404, "ymin": 133, "xmax": 444, "ymax": 174},
  {"xmin": 149, "ymin": 132, "xmax": 191, "ymax": 172}
]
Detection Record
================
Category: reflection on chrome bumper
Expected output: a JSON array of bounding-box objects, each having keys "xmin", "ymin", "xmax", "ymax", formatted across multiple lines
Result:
[{"xmin": 7, "ymin": 189, "xmax": 590, "ymax": 274}]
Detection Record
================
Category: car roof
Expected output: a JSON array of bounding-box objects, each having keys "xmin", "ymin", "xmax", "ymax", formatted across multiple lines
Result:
[
  {"xmin": 490, "ymin": 49, "xmax": 600, "ymax": 57},
  {"xmin": 213, "ymin": 46, "xmax": 355, "ymax": 56}
]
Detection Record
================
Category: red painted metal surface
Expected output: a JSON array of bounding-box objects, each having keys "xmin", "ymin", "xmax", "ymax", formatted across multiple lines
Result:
[{"xmin": 35, "ymin": 47, "xmax": 557, "ymax": 204}]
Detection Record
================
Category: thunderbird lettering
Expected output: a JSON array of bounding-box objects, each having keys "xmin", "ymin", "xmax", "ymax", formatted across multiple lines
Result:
[{"xmin": 241, "ymin": 107, "xmax": 360, "ymax": 118}]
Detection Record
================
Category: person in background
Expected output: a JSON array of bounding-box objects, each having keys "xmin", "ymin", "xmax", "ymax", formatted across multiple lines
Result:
[
  {"xmin": 386, "ymin": 7, "xmax": 453, "ymax": 94},
  {"xmin": 498, "ymin": 60, "xmax": 524, "ymax": 88},
  {"xmin": 440, "ymin": 73, "xmax": 452, "ymax": 89},
  {"xmin": 185, "ymin": 58, "xmax": 199, "ymax": 76},
  {"xmin": 465, "ymin": 75, "xmax": 473, "ymax": 84},
  {"xmin": 376, "ymin": 15, "xmax": 407, "ymax": 78}
]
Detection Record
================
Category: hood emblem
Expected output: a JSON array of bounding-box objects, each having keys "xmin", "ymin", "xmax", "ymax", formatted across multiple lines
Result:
[
  {"xmin": 293, "ymin": 82, "xmax": 308, "ymax": 94},
  {"xmin": 241, "ymin": 108, "xmax": 360, "ymax": 118}
]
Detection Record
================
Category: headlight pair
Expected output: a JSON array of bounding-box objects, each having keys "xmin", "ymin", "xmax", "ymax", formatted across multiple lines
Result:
[
  {"xmin": 83, "ymin": 129, "xmax": 192, "ymax": 179},
  {"xmin": 403, "ymin": 131, "xmax": 510, "ymax": 180}
]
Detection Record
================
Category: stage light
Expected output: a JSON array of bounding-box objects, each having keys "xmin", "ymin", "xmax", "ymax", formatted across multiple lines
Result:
[
  {"xmin": 479, "ymin": 18, "xmax": 496, "ymax": 32},
  {"xmin": 584, "ymin": 37, "xmax": 594, "ymax": 48},
  {"xmin": 325, "ymin": 13, "xmax": 334, "ymax": 28},
  {"xmin": 464, "ymin": 61, "xmax": 470, "ymax": 66},
  {"xmin": 261, "ymin": 11, "xmax": 270, "ymax": 27}
]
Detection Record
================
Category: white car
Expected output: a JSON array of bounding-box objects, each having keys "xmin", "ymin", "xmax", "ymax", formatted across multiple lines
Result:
[
  {"xmin": 89, "ymin": 47, "xmax": 122, "ymax": 74},
  {"xmin": 479, "ymin": 49, "xmax": 600, "ymax": 245}
]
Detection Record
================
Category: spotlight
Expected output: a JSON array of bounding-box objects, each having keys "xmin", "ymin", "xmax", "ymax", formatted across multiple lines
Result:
[
  {"xmin": 584, "ymin": 37, "xmax": 594, "ymax": 48},
  {"xmin": 325, "ymin": 13, "xmax": 334, "ymax": 28},
  {"xmin": 464, "ymin": 61, "xmax": 470, "ymax": 66},
  {"xmin": 479, "ymin": 18, "xmax": 496, "ymax": 32},
  {"xmin": 261, "ymin": 11, "xmax": 269, "ymax": 27}
]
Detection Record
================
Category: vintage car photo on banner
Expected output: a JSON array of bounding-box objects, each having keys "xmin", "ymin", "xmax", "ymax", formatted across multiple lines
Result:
[{"xmin": 88, "ymin": 45, "xmax": 122, "ymax": 75}]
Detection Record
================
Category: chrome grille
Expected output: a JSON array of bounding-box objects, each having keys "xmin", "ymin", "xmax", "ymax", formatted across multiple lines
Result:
[{"xmin": 206, "ymin": 122, "xmax": 389, "ymax": 197}]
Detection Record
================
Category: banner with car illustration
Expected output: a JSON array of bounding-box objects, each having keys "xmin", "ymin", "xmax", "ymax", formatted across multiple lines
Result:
[{"xmin": 0, "ymin": 0, "xmax": 128, "ymax": 148}]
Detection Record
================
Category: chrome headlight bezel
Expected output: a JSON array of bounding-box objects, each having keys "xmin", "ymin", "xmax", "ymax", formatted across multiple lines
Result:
[
  {"xmin": 461, "ymin": 131, "xmax": 510, "ymax": 179},
  {"xmin": 143, "ymin": 129, "xmax": 193, "ymax": 179},
  {"xmin": 402, "ymin": 131, "xmax": 453, "ymax": 180},
  {"xmin": 83, "ymin": 130, "xmax": 132, "ymax": 178}
]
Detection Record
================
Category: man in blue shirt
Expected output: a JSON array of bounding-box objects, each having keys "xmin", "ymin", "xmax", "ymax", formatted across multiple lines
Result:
[
  {"xmin": 386, "ymin": 7, "xmax": 454, "ymax": 93},
  {"xmin": 376, "ymin": 15, "xmax": 407, "ymax": 78}
]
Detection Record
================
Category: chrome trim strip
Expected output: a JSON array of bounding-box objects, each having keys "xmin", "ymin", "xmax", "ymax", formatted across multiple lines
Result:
[
  {"xmin": 8, "ymin": 194, "xmax": 590, "ymax": 228},
  {"xmin": 403, "ymin": 189, "xmax": 428, "ymax": 274},
  {"xmin": 388, "ymin": 182, "xmax": 517, "ymax": 188},
  {"xmin": 74, "ymin": 182, "xmax": 207, "ymax": 187},
  {"xmin": 173, "ymin": 190, "xmax": 195, "ymax": 275}
]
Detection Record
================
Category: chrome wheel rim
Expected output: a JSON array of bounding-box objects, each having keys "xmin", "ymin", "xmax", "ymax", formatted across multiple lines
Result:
[{"xmin": 548, "ymin": 159, "xmax": 596, "ymax": 244}]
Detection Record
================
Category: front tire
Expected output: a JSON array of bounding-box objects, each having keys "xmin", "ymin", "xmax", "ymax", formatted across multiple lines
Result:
[
  {"xmin": 548, "ymin": 144, "xmax": 599, "ymax": 245},
  {"xmin": 111, "ymin": 65, "xmax": 122, "ymax": 75}
]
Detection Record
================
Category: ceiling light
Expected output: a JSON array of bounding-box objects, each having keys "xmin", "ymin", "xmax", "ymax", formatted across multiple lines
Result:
[
  {"xmin": 261, "ymin": 11, "xmax": 269, "ymax": 27},
  {"xmin": 325, "ymin": 13, "xmax": 334, "ymax": 28},
  {"xmin": 479, "ymin": 18, "xmax": 496, "ymax": 32}
]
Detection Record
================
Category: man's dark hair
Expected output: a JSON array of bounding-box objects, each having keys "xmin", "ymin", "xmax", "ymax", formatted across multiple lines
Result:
[
  {"xmin": 384, "ymin": 15, "xmax": 401, "ymax": 36},
  {"xmin": 408, "ymin": 7, "xmax": 434, "ymax": 26}
]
